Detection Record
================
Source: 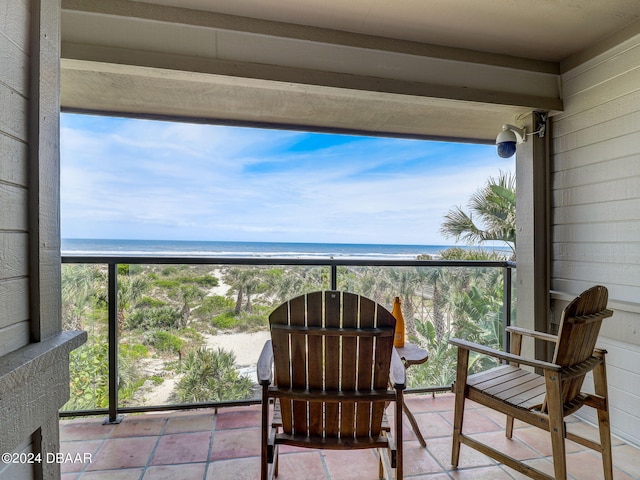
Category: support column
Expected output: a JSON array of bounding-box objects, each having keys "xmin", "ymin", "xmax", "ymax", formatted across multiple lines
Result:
[{"xmin": 515, "ymin": 112, "xmax": 550, "ymax": 361}]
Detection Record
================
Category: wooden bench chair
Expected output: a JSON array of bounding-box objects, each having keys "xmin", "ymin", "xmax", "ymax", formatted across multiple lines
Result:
[
  {"xmin": 449, "ymin": 285, "xmax": 614, "ymax": 480},
  {"xmin": 258, "ymin": 291, "xmax": 406, "ymax": 480}
]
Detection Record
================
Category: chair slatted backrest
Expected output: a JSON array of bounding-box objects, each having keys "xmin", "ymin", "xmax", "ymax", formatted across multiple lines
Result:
[
  {"xmin": 269, "ymin": 291, "xmax": 396, "ymax": 439},
  {"xmin": 549, "ymin": 285, "xmax": 613, "ymax": 408}
]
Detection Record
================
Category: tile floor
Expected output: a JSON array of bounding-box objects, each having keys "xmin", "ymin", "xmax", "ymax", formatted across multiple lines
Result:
[{"xmin": 59, "ymin": 393, "xmax": 640, "ymax": 479}]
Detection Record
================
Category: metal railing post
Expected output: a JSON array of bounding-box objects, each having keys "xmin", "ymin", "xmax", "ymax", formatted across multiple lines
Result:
[
  {"xmin": 502, "ymin": 265, "xmax": 513, "ymax": 353},
  {"xmin": 105, "ymin": 263, "xmax": 122, "ymax": 424},
  {"xmin": 330, "ymin": 264, "xmax": 337, "ymax": 290}
]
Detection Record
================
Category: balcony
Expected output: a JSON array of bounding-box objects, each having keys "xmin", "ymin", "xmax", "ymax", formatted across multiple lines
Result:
[
  {"xmin": 57, "ymin": 256, "xmax": 639, "ymax": 479},
  {"xmin": 59, "ymin": 393, "xmax": 640, "ymax": 479},
  {"xmin": 60, "ymin": 255, "xmax": 514, "ymax": 420}
]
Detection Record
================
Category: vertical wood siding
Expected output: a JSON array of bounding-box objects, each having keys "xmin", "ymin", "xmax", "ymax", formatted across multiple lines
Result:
[
  {"xmin": 553, "ymin": 36, "xmax": 640, "ymax": 446},
  {"xmin": 0, "ymin": 1, "xmax": 30, "ymax": 356}
]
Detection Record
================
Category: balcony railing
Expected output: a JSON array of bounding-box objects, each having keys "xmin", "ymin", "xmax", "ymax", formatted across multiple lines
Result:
[{"xmin": 60, "ymin": 255, "xmax": 515, "ymax": 423}]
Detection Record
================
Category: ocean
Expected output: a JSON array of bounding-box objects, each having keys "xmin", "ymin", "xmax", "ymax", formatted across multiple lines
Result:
[{"xmin": 60, "ymin": 238, "xmax": 481, "ymax": 260}]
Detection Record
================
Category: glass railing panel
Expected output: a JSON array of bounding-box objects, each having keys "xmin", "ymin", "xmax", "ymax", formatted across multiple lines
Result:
[
  {"xmin": 340, "ymin": 264, "xmax": 513, "ymax": 390},
  {"xmin": 61, "ymin": 257, "xmax": 514, "ymax": 414},
  {"xmin": 61, "ymin": 263, "xmax": 109, "ymax": 411},
  {"xmin": 115, "ymin": 264, "xmax": 329, "ymax": 407}
]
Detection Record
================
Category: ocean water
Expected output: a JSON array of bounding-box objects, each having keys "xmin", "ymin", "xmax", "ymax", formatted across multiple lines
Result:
[{"xmin": 61, "ymin": 238, "xmax": 474, "ymax": 260}]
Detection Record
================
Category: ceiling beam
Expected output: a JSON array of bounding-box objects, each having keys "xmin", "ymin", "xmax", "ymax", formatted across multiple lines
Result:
[{"xmin": 60, "ymin": 0, "xmax": 563, "ymax": 141}]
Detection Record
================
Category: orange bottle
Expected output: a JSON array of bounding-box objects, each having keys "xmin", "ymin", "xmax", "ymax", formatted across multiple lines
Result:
[{"xmin": 391, "ymin": 296, "xmax": 405, "ymax": 348}]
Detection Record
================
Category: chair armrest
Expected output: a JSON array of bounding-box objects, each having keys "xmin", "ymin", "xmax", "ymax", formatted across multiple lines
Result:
[
  {"xmin": 257, "ymin": 340, "xmax": 273, "ymax": 385},
  {"xmin": 389, "ymin": 348, "xmax": 406, "ymax": 390},
  {"xmin": 449, "ymin": 338, "xmax": 560, "ymax": 372},
  {"xmin": 506, "ymin": 326, "xmax": 558, "ymax": 343}
]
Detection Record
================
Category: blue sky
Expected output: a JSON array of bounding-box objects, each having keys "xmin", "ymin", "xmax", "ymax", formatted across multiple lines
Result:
[{"xmin": 60, "ymin": 113, "xmax": 514, "ymax": 245}]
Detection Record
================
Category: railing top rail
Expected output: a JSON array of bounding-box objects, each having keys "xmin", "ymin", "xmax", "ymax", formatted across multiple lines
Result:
[{"xmin": 61, "ymin": 255, "xmax": 515, "ymax": 268}]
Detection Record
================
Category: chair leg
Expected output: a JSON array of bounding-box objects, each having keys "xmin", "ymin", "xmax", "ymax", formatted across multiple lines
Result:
[
  {"xmin": 451, "ymin": 347, "xmax": 470, "ymax": 468},
  {"xmin": 544, "ymin": 370, "xmax": 567, "ymax": 480},
  {"xmin": 273, "ymin": 444, "xmax": 279, "ymax": 478},
  {"xmin": 506, "ymin": 331, "xmax": 522, "ymax": 440},
  {"xmin": 395, "ymin": 390, "xmax": 403, "ymax": 480},
  {"xmin": 593, "ymin": 355, "xmax": 613, "ymax": 480},
  {"xmin": 505, "ymin": 416, "xmax": 514, "ymax": 439},
  {"xmin": 261, "ymin": 392, "xmax": 269, "ymax": 480}
]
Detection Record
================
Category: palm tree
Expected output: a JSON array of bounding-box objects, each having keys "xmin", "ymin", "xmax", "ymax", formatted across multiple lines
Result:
[
  {"xmin": 174, "ymin": 347, "xmax": 253, "ymax": 402},
  {"xmin": 440, "ymin": 171, "xmax": 516, "ymax": 258},
  {"xmin": 225, "ymin": 267, "xmax": 264, "ymax": 314},
  {"xmin": 176, "ymin": 284, "xmax": 205, "ymax": 327},
  {"xmin": 117, "ymin": 275, "xmax": 148, "ymax": 332},
  {"xmin": 61, "ymin": 264, "xmax": 100, "ymax": 330}
]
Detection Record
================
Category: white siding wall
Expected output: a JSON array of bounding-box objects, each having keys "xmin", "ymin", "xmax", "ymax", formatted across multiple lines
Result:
[
  {"xmin": 0, "ymin": 0, "xmax": 31, "ymax": 356},
  {"xmin": 552, "ymin": 34, "xmax": 640, "ymax": 446}
]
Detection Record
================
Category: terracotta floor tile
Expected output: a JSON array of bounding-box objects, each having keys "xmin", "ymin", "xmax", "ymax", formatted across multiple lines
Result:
[
  {"xmin": 87, "ymin": 436, "xmax": 158, "ymax": 470},
  {"xmin": 57, "ymin": 394, "xmax": 640, "ymax": 478},
  {"xmin": 418, "ymin": 393, "xmax": 457, "ymax": 412},
  {"xmin": 449, "ymin": 465, "xmax": 518, "ymax": 479},
  {"xmin": 404, "ymin": 474, "xmax": 452, "ymax": 480},
  {"xmin": 206, "ymin": 457, "xmax": 260, "ymax": 479},
  {"xmin": 77, "ymin": 468, "xmax": 145, "ymax": 480},
  {"xmin": 59, "ymin": 418, "xmax": 115, "ymax": 441},
  {"xmin": 142, "ymin": 462, "xmax": 208, "ymax": 480},
  {"xmin": 322, "ymin": 448, "xmax": 380, "ymax": 479},
  {"xmin": 414, "ymin": 411, "xmax": 456, "ymax": 438},
  {"xmin": 164, "ymin": 412, "xmax": 215, "ymax": 434},
  {"xmin": 151, "ymin": 430, "xmax": 212, "ymax": 465},
  {"xmin": 516, "ymin": 458, "xmax": 556, "ymax": 479},
  {"xmin": 613, "ymin": 444, "xmax": 640, "ymax": 478},
  {"xmin": 439, "ymin": 409, "xmax": 502, "ymax": 434},
  {"xmin": 214, "ymin": 407, "xmax": 261, "ymax": 430},
  {"xmin": 210, "ymin": 427, "xmax": 261, "ymax": 460},
  {"xmin": 404, "ymin": 394, "xmax": 435, "ymax": 414},
  {"xmin": 466, "ymin": 431, "xmax": 540, "ymax": 461},
  {"xmin": 565, "ymin": 450, "xmax": 634, "ymax": 480},
  {"xmin": 512, "ymin": 426, "xmax": 583, "ymax": 456},
  {"xmin": 272, "ymin": 451, "xmax": 328, "ymax": 479},
  {"xmin": 110, "ymin": 415, "xmax": 167, "ymax": 437},
  {"xmin": 566, "ymin": 420, "xmax": 625, "ymax": 446},
  {"xmin": 401, "ymin": 440, "xmax": 445, "ymax": 476},
  {"xmin": 427, "ymin": 436, "xmax": 495, "ymax": 469},
  {"xmin": 59, "ymin": 439, "xmax": 103, "ymax": 473}
]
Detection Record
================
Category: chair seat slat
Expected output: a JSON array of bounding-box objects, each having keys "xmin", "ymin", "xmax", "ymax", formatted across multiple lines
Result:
[{"xmin": 468, "ymin": 366, "xmax": 533, "ymax": 391}]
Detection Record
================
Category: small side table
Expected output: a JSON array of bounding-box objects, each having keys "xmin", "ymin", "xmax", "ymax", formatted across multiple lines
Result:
[{"xmin": 395, "ymin": 342, "xmax": 429, "ymax": 447}]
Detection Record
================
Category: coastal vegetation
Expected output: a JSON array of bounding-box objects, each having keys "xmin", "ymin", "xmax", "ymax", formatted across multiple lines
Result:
[{"xmin": 62, "ymin": 173, "xmax": 516, "ymax": 411}]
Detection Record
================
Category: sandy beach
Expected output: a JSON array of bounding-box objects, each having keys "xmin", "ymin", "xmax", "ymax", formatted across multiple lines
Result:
[{"xmin": 201, "ymin": 330, "xmax": 270, "ymax": 366}]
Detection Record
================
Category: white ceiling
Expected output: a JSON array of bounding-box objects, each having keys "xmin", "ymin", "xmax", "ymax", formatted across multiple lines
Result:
[
  {"xmin": 60, "ymin": 0, "xmax": 640, "ymax": 141},
  {"xmin": 140, "ymin": 0, "xmax": 640, "ymax": 63}
]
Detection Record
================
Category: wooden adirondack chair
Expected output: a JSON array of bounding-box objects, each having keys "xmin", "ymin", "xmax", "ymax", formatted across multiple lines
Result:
[
  {"xmin": 257, "ymin": 291, "xmax": 406, "ymax": 480},
  {"xmin": 449, "ymin": 285, "xmax": 614, "ymax": 480}
]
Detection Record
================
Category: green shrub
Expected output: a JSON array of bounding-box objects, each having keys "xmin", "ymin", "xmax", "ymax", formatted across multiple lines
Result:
[
  {"xmin": 175, "ymin": 347, "xmax": 253, "ymax": 403},
  {"xmin": 149, "ymin": 330, "xmax": 184, "ymax": 355},
  {"xmin": 154, "ymin": 279, "xmax": 181, "ymax": 289},
  {"xmin": 120, "ymin": 343, "xmax": 149, "ymax": 360},
  {"xmin": 161, "ymin": 266, "xmax": 179, "ymax": 276},
  {"xmin": 64, "ymin": 342, "xmax": 109, "ymax": 411},
  {"xmin": 127, "ymin": 306, "xmax": 182, "ymax": 330},
  {"xmin": 136, "ymin": 296, "xmax": 166, "ymax": 308},
  {"xmin": 211, "ymin": 311, "xmax": 238, "ymax": 329},
  {"xmin": 195, "ymin": 295, "xmax": 234, "ymax": 319}
]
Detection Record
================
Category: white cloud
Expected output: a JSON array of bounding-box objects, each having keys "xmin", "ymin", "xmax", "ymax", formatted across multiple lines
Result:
[{"xmin": 60, "ymin": 114, "xmax": 514, "ymax": 245}]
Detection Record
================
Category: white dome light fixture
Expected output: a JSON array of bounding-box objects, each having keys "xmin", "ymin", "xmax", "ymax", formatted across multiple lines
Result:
[
  {"xmin": 495, "ymin": 112, "xmax": 548, "ymax": 158},
  {"xmin": 496, "ymin": 125, "xmax": 526, "ymax": 158}
]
